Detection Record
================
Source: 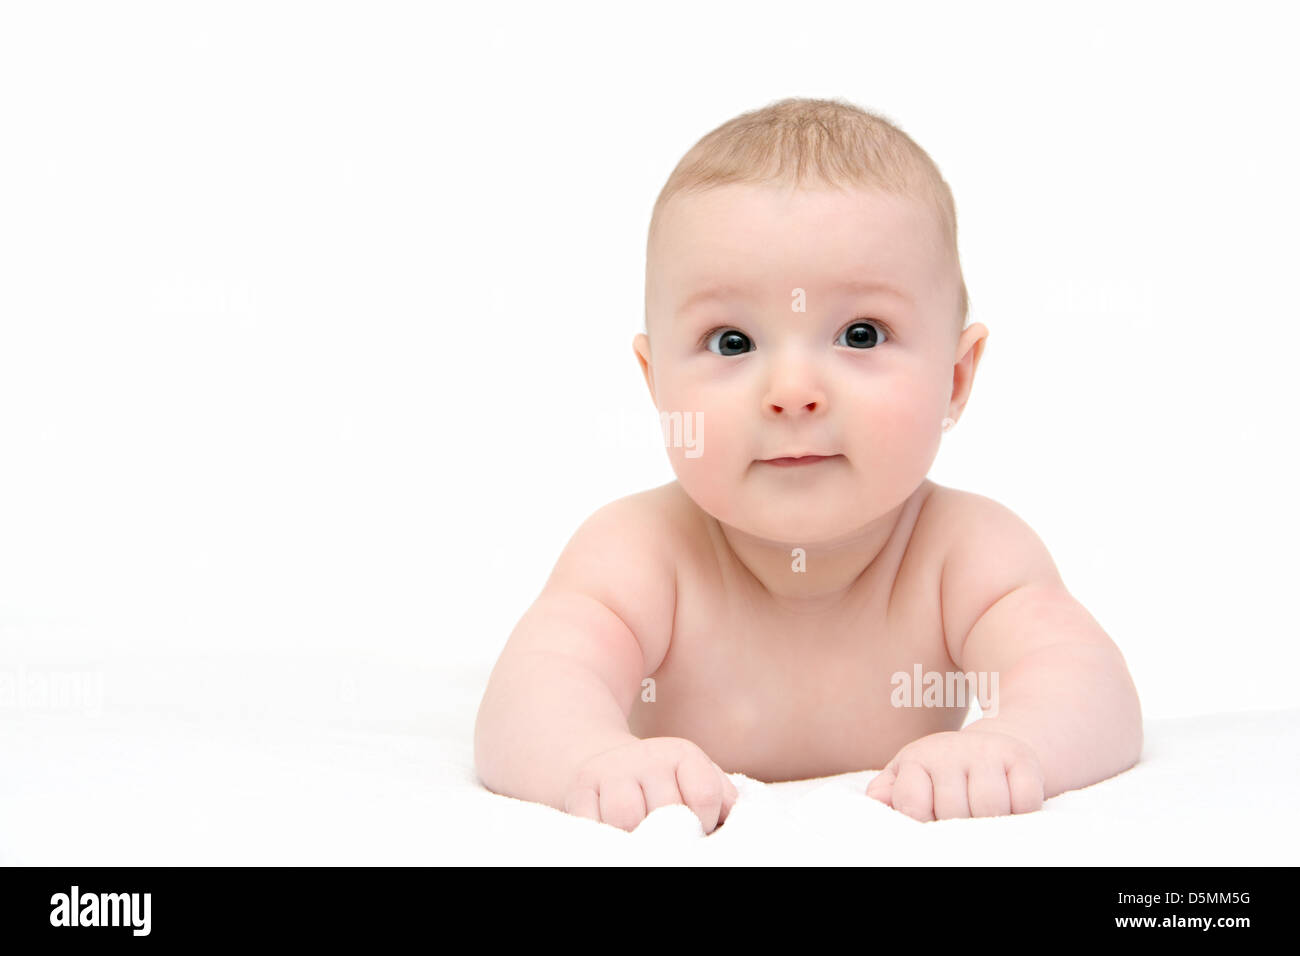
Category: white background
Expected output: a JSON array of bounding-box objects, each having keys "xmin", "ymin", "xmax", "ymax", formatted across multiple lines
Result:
[{"xmin": 2, "ymin": 0, "xmax": 1297, "ymax": 733}]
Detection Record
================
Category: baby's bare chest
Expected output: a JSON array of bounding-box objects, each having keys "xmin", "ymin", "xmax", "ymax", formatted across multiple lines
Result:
[{"xmin": 628, "ymin": 560, "xmax": 969, "ymax": 781}]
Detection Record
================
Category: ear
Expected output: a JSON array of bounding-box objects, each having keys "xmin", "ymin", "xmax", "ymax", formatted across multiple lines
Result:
[
  {"xmin": 633, "ymin": 332, "xmax": 657, "ymax": 406},
  {"xmin": 947, "ymin": 323, "xmax": 989, "ymax": 423}
]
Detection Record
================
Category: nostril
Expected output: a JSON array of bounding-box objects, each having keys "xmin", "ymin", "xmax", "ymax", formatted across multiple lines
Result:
[{"xmin": 770, "ymin": 402, "xmax": 819, "ymax": 414}]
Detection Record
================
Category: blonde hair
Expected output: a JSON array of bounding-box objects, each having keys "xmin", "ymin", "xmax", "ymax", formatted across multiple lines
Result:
[{"xmin": 646, "ymin": 96, "xmax": 969, "ymax": 330}]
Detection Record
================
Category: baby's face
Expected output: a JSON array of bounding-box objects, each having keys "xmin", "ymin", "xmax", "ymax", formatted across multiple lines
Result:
[{"xmin": 637, "ymin": 182, "xmax": 978, "ymax": 545}]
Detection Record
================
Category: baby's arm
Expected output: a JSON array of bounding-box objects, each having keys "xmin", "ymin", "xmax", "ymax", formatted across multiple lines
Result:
[
  {"xmin": 474, "ymin": 497, "xmax": 736, "ymax": 830},
  {"xmin": 473, "ymin": 586, "xmax": 647, "ymax": 812},
  {"xmin": 941, "ymin": 496, "xmax": 1144, "ymax": 796},
  {"xmin": 942, "ymin": 496, "xmax": 1143, "ymax": 797},
  {"xmin": 870, "ymin": 493, "xmax": 1142, "ymax": 819}
]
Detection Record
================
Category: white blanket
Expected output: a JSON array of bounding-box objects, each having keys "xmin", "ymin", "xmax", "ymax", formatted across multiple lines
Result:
[{"xmin": 2, "ymin": 656, "xmax": 1296, "ymax": 865}]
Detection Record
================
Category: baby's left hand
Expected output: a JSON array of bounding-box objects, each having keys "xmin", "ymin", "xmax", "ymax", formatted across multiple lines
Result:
[{"xmin": 865, "ymin": 730, "xmax": 1045, "ymax": 821}]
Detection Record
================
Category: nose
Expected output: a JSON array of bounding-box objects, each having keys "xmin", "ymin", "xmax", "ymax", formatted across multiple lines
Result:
[{"xmin": 763, "ymin": 352, "xmax": 826, "ymax": 417}]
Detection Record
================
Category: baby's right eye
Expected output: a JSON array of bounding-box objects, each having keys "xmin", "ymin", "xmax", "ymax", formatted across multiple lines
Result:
[{"xmin": 704, "ymin": 328, "xmax": 754, "ymax": 356}]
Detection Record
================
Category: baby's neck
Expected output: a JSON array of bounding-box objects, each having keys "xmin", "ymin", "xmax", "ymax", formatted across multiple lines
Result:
[{"xmin": 710, "ymin": 491, "xmax": 922, "ymax": 615}]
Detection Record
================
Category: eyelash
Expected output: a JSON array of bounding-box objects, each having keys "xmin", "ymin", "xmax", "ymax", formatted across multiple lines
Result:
[{"xmin": 697, "ymin": 319, "xmax": 892, "ymax": 352}]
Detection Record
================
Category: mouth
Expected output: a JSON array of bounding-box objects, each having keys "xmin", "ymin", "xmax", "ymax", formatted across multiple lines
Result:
[{"xmin": 758, "ymin": 454, "xmax": 842, "ymax": 468}]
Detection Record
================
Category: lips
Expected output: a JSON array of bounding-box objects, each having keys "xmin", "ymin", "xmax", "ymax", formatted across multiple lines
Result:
[{"xmin": 760, "ymin": 454, "xmax": 840, "ymax": 467}]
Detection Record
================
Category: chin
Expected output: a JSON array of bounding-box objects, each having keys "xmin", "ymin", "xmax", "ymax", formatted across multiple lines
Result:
[
  {"xmin": 746, "ymin": 516, "xmax": 850, "ymax": 546},
  {"xmin": 749, "ymin": 506, "xmax": 886, "ymax": 545},
  {"xmin": 701, "ymin": 488, "xmax": 860, "ymax": 545}
]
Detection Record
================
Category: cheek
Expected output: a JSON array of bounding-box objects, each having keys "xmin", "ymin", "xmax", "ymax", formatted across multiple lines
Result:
[
  {"xmin": 655, "ymin": 378, "xmax": 749, "ymax": 512},
  {"xmin": 841, "ymin": 377, "xmax": 944, "ymax": 481},
  {"xmin": 864, "ymin": 393, "xmax": 937, "ymax": 450}
]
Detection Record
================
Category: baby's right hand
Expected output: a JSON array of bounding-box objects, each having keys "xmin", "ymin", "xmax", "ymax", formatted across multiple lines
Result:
[{"xmin": 563, "ymin": 736, "xmax": 739, "ymax": 833}]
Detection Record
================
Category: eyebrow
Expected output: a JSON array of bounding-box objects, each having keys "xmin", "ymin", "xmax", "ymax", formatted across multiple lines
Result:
[
  {"xmin": 674, "ymin": 285, "xmax": 752, "ymax": 318},
  {"xmin": 675, "ymin": 278, "xmax": 910, "ymax": 318},
  {"xmin": 834, "ymin": 279, "xmax": 912, "ymax": 303}
]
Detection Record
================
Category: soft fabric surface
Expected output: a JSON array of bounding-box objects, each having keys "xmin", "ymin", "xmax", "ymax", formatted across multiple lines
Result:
[{"xmin": 1, "ymin": 657, "xmax": 1295, "ymax": 865}]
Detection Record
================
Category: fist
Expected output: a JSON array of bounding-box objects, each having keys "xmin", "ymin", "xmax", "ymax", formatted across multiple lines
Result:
[
  {"xmin": 564, "ymin": 736, "xmax": 739, "ymax": 833},
  {"xmin": 866, "ymin": 730, "xmax": 1045, "ymax": 821}
]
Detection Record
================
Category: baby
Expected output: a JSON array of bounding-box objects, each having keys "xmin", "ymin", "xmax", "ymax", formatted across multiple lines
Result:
[{"xmin": 474, "ymin": 97, "xmax": 1142, "ymax": 832}]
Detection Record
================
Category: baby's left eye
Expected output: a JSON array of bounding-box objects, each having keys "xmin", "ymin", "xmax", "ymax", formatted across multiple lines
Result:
[{"xmin": 836, "ymin": 320, "xmax": 886, "ymax": 349}]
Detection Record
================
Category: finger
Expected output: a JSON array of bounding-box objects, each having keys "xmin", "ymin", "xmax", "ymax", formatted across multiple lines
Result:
[
  {"xmin": 1007, "ymin": 762, "xmax": 1045, "ymax": 814},
  {"xmin": 638, "ymin": 769, "xmax": 684, "ymax": 817},
  {"xmin": 891, "ymin": 763, "xmax": 935, "ymax": 821},
  {"xmin": 598, "ymin": 778, "xmax": 647, "ymax": 832},
  {"xmin": 717, "ymin": 770, "xmax": 739, "ymax": 825},
  {"xmin": 866, "ymin": 767, "xmax": 896, "ymax": 804},
  {"xmin": 676, "ymin": 754, "xmax": 725, "ymax": 833},
  {"xmin": 967, "ymin": 764, "xmax": 1013, "ymax": 818},
  {"xmin": 931, "ymin": 768, "xmax": 971, "ymax": 820},
  {"xmin": 565, "ymin": 785, "xmax": 600, "ymax": 822}
]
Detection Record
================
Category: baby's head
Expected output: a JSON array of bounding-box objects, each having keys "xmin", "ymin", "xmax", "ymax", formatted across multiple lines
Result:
[{"xmin": 635, "ymin": 97, "xmax": 988, "ymax": 545}]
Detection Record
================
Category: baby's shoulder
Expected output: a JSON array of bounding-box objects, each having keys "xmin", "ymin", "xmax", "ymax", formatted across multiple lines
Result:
[
  {"xmin": 901, "ymin": 480, "xmax": 973, "ymax": 568},
  {"xmin": 918, "ymin": 482, "xmax": 1059, "ymax": 570},
  {"xmin": 542, "ymin": 482, "xmax": 698, "ymax": 672},
  {"xmin": 911, "ymin": 480, "xmax": 977, "ymax": 534},
  {"xmin": 566, "ymin": 480, "xmax": 703, "ymax": 561},
  {"xmin": 917, "ymin": 482, "xmax": 1066, "ymax": 660}
]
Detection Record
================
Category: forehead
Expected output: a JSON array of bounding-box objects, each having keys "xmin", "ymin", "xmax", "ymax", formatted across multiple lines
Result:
[{"xmin": 648, "ymin": 182, "xmax": 947, "ymax": 309}]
